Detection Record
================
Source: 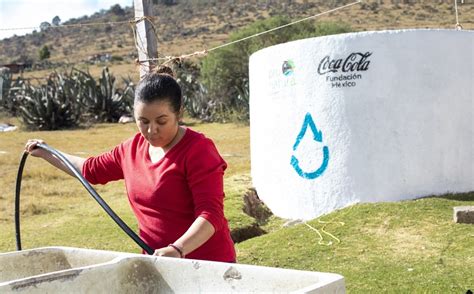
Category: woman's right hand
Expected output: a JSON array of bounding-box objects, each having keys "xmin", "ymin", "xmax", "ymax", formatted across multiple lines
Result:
[
  {"xmin": 23, "ymin": 140, "xmax": 84, "ymax": 177},
  {"xmin": 25, "ymin": 139, "xmax": 47, "ymax": 158}
]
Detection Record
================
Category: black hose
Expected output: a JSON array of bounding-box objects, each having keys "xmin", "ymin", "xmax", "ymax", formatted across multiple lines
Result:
[
  {"xmin": 15, "ymin": 152, "xmax": 28, "ymax": 251},
  {"xmin": 14, "ymin": 143, "xmax": 155, "ymax": 255}
]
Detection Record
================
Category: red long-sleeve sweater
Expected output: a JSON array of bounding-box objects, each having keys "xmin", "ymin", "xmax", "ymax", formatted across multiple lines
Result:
[{"xmin": 82, "ymin": 128, "xmax": 236, "ymax": 262}]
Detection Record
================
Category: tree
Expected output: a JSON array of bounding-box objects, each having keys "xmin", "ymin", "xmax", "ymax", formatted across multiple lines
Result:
[
  {"xmin": 39, "ymin": 21, "xmax": 51, "ymax": 31},
  {"xmin": 199, "ymin": 17, "xmax": 353, "ymax": 122},
  {"xmin": 39, "ymin": 45, "xmax": 51, "ymax": 60},
  {"xmin": 52, "ymin": 16, "xmax": 61, "ymax": 26},
  {"xmin": 110, "ymin": 4, "xmax": 125, "ymax": 15}
]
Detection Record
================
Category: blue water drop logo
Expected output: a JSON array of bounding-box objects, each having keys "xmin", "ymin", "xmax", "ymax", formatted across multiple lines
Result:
[{"xmin": 290, "ymin": 113, "xmax": 329, "ymax": 179}]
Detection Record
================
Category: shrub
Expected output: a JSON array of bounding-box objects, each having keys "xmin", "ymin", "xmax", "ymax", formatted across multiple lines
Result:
[
  {"xmin": 39, "ymin": 45, "xmax": 51, "ymax": 60},
  {"xmin": 111, "ymin": 55, "xmax": 124, "ymax": 62}
]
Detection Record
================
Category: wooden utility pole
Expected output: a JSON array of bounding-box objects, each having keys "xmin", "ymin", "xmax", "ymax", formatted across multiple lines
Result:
[{"xmin": 134, "ymin": 0, "xmax": 158, "ymax": 79}]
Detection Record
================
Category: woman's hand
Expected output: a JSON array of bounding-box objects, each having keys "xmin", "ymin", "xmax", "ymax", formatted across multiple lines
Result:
[
  {"xmin": 25, "ymin": 139, "xmax": 48, "ymax": 158},
  {"xmin": 23, "ymin": 139, "xmax": 86, "ymax": 177},
  {"xmin": 153, "ymin": 245, "xmax": 182, "ymax": 258}
]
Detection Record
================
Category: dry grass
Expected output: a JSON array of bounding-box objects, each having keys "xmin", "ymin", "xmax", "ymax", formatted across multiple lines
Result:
[{"xmin": 0, "ymin": 113, "xmax": 254, "ymax": 253}]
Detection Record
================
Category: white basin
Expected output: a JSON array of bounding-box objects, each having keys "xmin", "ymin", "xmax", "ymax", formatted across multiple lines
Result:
[{"xmin": 0, "ymin": 247, "xmax": 345, "ymax": 293}]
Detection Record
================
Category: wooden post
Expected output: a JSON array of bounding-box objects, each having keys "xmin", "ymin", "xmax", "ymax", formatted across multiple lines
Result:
[{"xmin": 134, "ymin": 0, "xmax": 158, "ymax": 79}]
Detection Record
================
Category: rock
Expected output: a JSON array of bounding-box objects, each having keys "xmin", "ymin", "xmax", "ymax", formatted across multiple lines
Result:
[
  {"xmin": 0, "ymin": 123, "xmax": 17, "ymax": 132},
  {"xmin": 118, "ymin": 115, "xmax": 134, "ymax": 124},
  {"xmin": 283, "ymin": 219, "xmax": 303, "ymax": 227},
  {"xmin": 453, "ymin": 206, "xmax": 474, "ymax": 224},
  {"xmin": 243, "ymin": 188, "xmax": 273, "ymax": 224}
]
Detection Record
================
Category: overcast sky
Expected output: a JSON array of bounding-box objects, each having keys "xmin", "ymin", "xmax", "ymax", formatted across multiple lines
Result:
[{"xmin": 0, "ymin": 0, "xmax": 132, "ymax": 40}]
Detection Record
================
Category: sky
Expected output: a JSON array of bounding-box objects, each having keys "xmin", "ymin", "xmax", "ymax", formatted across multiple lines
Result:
[{"xmin": 0, "ymin": 0, "xmax": 132, "ymax": 40}]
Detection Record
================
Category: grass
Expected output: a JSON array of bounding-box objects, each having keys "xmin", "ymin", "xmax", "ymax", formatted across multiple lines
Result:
[
  {"xmin": 237, "ymin": 194, "xmax": 474, "ymax": 293},
  {"xmin": 0, "ymin": 113, "xmax": 473, "ymax": 292},
  {"xmin": 0, "ymin": 114, "xmax": 256, "ymax": 253}
]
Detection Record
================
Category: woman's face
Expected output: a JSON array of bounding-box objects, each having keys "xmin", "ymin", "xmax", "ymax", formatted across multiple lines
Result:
[{"xmin": 134, "ymin": 100, "xmax": 180, "ymax": 148}]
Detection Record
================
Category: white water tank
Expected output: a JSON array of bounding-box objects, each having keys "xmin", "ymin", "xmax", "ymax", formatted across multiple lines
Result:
[{"xmin": 249, "ymin": 29, "xmax": 473, "ymax": 220}]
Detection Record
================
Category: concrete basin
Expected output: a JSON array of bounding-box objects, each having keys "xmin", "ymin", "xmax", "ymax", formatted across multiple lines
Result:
[
  {"xmin": 0, "ymin": 247, "xmax": 121, "ymax": 283},
  {"xmin": 0, "ymin": 247, "xmax": 345, "ymax": 293}
]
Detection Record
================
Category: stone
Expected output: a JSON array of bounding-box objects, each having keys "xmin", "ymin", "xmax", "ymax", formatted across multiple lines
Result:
[
  {"xmin": 453, "ymin": 206, "xmax": 474, "ymax": 224},
  {"xmin": 118, "ymin": 115, "xmax": 134, "ymax": 124},
  {"xmin": 283, "ymin": 219, "xmax": 303, "ymax": 227},
  {"xmin": 0, "ymin": 123, "xmax": 17, "ymax": 132}
]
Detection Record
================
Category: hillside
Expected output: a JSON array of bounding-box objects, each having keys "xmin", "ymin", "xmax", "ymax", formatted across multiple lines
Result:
[{"xmin": 0, "ymin": 0, "xmax": 473, "ymax": 80}]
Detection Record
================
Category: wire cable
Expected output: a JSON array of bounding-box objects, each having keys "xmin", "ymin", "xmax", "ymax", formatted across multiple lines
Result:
[{"xmin": 14, "ymin": 143, "xmax": 154, "ymax": 255}]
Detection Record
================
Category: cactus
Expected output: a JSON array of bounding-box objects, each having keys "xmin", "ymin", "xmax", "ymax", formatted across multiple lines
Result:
[{"xmin": 0, "ymin": 67, "xmax": 13, "ymax": 113}]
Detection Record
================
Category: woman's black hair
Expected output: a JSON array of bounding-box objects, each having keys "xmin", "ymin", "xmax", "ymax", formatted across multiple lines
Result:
[{"xmin": 134, "ymin": 66, "xmax": 182, "ymax": 113}]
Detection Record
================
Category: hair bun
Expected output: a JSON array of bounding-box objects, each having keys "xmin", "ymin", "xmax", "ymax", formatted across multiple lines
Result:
[{"xmin": 155, "ymin": 65, "xmax": 175, "ymax": 78}]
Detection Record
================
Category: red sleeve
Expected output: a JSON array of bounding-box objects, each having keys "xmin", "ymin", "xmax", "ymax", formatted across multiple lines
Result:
[
  {"xmin": 186, "ymin": 138, "xmax": 227, "ymax": 232},
  {"xmin": 82, "ymin": 145, "xmax": 124, "ymax": 185}
]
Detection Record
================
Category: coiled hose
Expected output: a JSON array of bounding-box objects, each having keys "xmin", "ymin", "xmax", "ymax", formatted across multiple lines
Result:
[{"xmin": 14, "ymin": 143, "xmax": 154, "ymax": 255}]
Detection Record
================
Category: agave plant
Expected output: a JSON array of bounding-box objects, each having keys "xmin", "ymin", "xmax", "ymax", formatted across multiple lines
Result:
[
  {"xmin": 16, "ymin": 75, "xmax": 81, "ymax": 130},
  {"xmin": 0, "ymin": 67, "xmax": 18, "ymax": 115},
  {"xmin": 0, "ymin": 67, "xmax": 10, "ymax": 101},
  {"xmin": 233, "ymin": 77, "xmax": 249, "ymax": 122},
  {"xmin": 176, "ymin": 61, "xmax": 215, "ymax": 121},
  {"xmin": 176, "ymin": 60, "xmax": 250, "ymax": 123},
  {"xmin": 73, "ymin": 67, "xmax": 134, "ymax": 123},
  {"xmin": 7, "ymin": 67, "xmax": 135, "ymax": 130}
]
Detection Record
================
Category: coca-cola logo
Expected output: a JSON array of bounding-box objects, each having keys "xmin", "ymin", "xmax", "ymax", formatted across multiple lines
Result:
[{"xmin": 317, "ymin": 52, "xmax": 372, "ymax": 75}]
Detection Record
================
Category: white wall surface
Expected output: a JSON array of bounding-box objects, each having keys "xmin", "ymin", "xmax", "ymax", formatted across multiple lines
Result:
[{"xmin": 249, "ymin": 29, "xmax": 473, "ymax": 220}]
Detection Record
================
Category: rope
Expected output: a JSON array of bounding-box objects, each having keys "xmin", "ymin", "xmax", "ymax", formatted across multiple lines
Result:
[
  {"xmin": 454, "ymin": 0, "xmax": 463, "ymax": 30},
  {"xmin": 208, "ymin": 1, "xmax": 361, "ymax": 53},
  {"xmin": 303, "ymin": 219, "xmax": 345, "ymax": 246},
  {"xmin": 129, "ymin": 16, "xmax": 159, "ymax": 61},
  {"xmin": 137, "ymin": 0, "xmax": 363, "ymax": 65},
  {"xmin": 301, "ymin": 203, "xmax": 359, "ymax": 246}
]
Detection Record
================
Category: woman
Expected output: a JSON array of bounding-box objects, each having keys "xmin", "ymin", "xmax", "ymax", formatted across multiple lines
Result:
[{"xmin": 25, "ymin": 67, "xmax": 236, "ymax": 262}]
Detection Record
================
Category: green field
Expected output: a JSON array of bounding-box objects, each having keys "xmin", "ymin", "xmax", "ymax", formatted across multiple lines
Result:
[{"xmin": 0, "ymin": 115, "xmax": 472, "ymax": 293}]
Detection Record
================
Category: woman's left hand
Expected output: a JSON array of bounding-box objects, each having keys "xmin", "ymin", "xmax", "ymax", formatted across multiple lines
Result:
[{"xmin": 153, "ymin": 246, "xmax": 181, "ymax": 258}]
